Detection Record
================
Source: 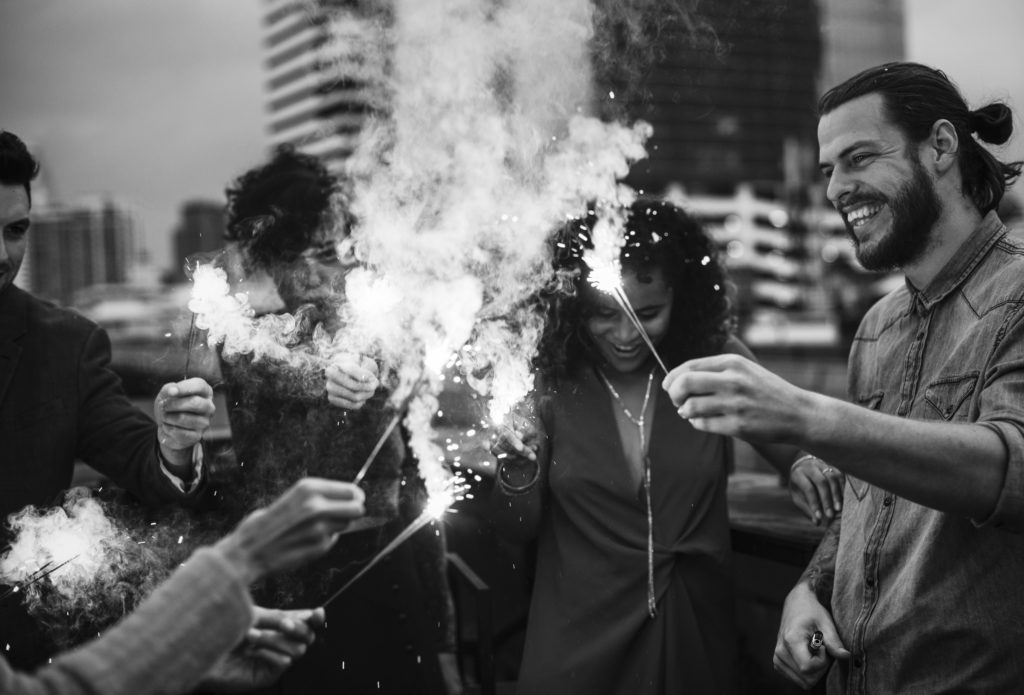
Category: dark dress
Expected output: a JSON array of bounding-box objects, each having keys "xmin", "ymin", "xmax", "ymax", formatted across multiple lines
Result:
[
  {"xmin": 508, "ymin": 365, "xmax": 737, "ymax": 695},
  {"xmin": 214, "ymin": 340, "xmax": 453, "ymax": 695}
]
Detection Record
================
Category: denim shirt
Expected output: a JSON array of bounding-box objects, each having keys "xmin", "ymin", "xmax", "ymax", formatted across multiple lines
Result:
[{"xmin": 829, "ymin": 212, "xmax": 1024, "ymax": 694}]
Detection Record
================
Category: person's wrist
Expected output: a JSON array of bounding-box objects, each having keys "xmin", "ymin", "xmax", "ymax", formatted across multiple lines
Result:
[
  {"xmin": 214, "ymin": 532, "xmax": 262, "ymax": 585},
  {"xmin": 797, "ymin": 391, "xmax": 836, "ymax": 450}
]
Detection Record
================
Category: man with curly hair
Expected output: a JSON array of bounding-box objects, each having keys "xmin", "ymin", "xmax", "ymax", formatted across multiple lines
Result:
[{"xmin": 215, "ymin": 146, "xmax": 460, "ymax": 695}]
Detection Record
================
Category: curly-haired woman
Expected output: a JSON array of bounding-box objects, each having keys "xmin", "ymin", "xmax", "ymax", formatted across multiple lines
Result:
[{"xmin": 491, "ymin": 200, "xmax": 795, "ymax": 695}]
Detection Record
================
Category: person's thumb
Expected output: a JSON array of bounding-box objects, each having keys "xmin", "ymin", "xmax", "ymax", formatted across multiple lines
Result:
[{"xmin": 822, "ymin": 627, "xmax": 851, "ymax": 659}]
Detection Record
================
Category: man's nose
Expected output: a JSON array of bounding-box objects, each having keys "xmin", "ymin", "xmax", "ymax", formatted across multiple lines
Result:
[{"xmin": 826, "ymin": 169, "xmax": 856, "ymax": 208}]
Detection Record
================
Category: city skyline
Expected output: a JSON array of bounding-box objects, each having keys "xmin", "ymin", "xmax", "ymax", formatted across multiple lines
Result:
[{"xmin": 1, "ymin": 0, "xmax": 1022, "ymax": 272}]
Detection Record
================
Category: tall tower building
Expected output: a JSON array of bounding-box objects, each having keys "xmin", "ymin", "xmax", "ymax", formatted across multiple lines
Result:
[
  {"xmin": 26, "ymin": 198, "xmax": 137, "ymax": 306},
  {"xmin": 261, "ymin": 0, "xmax": 374, "ymax": 171},
  {"xmin": 818, "ymin": 0, "xmax": 904, "ymax": 92},
  {"xmin": 170, "ymin": 200, "xmax": 227, "ymax": 282}
]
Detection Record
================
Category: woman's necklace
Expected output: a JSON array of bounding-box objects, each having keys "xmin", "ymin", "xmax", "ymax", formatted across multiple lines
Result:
[{"xmin": 598, "ymin": 367, "xmax": 659, "ymax": 618}]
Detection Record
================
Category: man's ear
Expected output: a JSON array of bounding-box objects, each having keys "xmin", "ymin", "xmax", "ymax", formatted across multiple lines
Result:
[{"xmin": 928, "ymin": 119, "xmax": 959, "ymax": 174}]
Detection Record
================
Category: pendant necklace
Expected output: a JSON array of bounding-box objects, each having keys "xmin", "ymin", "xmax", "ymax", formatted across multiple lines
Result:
[{"xmin": 598, "ymin": 367, "xmax": 658, "ymax": 618}]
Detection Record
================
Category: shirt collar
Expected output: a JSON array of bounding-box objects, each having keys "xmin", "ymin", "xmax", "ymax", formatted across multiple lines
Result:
[{"xmin": 906, "ymin": 211, "xmax": 1006, "ymax": 313}]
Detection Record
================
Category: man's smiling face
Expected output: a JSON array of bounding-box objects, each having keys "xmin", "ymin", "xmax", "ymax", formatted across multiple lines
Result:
[{"xmin": 818, "ymin": 93, "xmax": 942, "ymax": 271}]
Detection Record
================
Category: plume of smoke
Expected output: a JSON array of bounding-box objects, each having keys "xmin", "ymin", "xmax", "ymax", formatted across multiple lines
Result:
[
  {"xmin": 0, "ymin": 490, "xmax": 207, "ymax": 650},
  {"xmin": 335, "ymin": 0, "xmax": 652, "ymax": 436}
]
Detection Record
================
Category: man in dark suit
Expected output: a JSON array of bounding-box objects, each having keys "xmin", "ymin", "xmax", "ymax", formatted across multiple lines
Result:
[{"xmin": 0, "ymin": 130, "xmax": 216, "ymax": 668}]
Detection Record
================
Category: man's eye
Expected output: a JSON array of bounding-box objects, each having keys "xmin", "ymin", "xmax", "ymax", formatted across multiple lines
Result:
[{"xmin": 4, "ymin": 225, "xmax": 28, "ymax": 238}]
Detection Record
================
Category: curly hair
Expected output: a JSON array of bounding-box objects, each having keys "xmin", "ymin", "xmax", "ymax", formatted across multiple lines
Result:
[
  {"xmin": 223, "ymin": 145, "xmax": 352, "ymax": 269},
  {"xmin": 534, "ymin": 199, "xmax": 733, "ymax": 383},
  {"xmin": 0, "ymin": 130, "xmax": 40, "ymax": 205}
]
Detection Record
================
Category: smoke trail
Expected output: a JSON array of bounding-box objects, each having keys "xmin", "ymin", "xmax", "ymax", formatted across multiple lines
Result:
[{"xmin": 0, "ymin": 490, "xmax": 209, "ymax": 650}]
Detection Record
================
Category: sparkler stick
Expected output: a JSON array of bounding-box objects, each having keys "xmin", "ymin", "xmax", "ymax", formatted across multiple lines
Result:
[
  {"xmin": 322, "ymin": 511, "xmax": 435, "ymax": 607},
  {"xmin": 351, "ymin": 374, "xmax": 427, "ymax": 486},
  {"xmin": 183, "ymin": 311, "xmax": 198, "ymax": 380},
  {"xmin": 589, "ymin": 260, "xmax": 669, "ymax": 375},
  {"xmin": 0, "ymin": 555, "xmax": 81, "ymax": 602},
  {"xmin": 352, "ymin": 410, "xmax": 402, "ymax": 486},
  {"xmin": 609, "ymin": 285, "xmax": 668, "ymax": 375}
]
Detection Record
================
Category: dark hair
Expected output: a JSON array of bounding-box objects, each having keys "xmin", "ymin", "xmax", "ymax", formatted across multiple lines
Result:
[
  {"xmin": 818, "ymin": 62, "xmax": 1022, "ymax": 214},
  {"xmin": 535, "ymin": 199, "xmax": 733, "ymax": 383},
  {"xmin": 0, "ymin": 131, "xmax": 40, "ymax": 205},
  {"xmin": 224, "ymin": 146, "xmax": 350, "ymax": 269}
]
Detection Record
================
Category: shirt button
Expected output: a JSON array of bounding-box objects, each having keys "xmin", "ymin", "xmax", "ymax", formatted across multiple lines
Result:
[
  {"xmin": 854, "ymin": 657, "xmax": 864, "ymax": 668},
  {"xmin": 865, "ymin": 577, "xmax": 875, "ymax": 587},
  {"xmin": 883, "ymin": 496, "xmax": 893, "ymax": 506}
]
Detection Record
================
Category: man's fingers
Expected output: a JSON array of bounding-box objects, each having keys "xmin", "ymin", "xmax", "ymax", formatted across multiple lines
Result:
[
  {"xmin": 772, "ymin": 653, "xmax": 811, "ymax": 690},
  {"xmin": 162, "ymin": 394, "xmax": 216, "ymax": 415},
  {"xmin": 675, "ymin": 393, "xmax": 729, "ymax": 420},
  {"xmin": 161, "ymin": 378, "xmax": 214, "ymax": 399},
  {"xmin": 827, "ymin": 472, "xmax": 845, "ymax": 513},
  {"xmin": 791, "ymin": 475, "xmax": 823, "ymax": 524},
  {"xmin": 812, "ymin": 474, "xmax": 836, "ymax": 523}
]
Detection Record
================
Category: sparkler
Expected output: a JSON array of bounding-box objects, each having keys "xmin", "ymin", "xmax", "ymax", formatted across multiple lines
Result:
[
  {"xmin": 586, "ymin": 254, "xmax": 669, "ymax": 375},
  {"xmin": 0, "ymin": 555, "xmax": 80, "ymax": 603},
  {"xmin": 322, "ymin": 484, "xmax": 460, "ymax": 607},
  {"xmin": 351, "ymin": 410, "xmax": 403, "ymax": 486},
  {"xmin": 183, "ymin": 311, "xmax": 198, "ymax": 380}
]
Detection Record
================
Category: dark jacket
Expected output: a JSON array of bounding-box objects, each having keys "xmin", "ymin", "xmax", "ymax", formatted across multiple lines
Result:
[{"xmin": 0, "ymin": 284, "xmax": 195, "ymax": 668}]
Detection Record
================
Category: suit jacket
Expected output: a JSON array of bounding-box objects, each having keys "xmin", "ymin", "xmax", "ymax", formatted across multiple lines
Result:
[{"xmin": 0, "ymin": 284, "xmax": 197, "ymax": 668}]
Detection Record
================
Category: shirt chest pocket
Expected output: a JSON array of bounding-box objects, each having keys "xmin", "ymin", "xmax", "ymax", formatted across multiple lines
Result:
[{"xmin": 922, "ymin": 372, "xmax": 979, "ymax": 422}]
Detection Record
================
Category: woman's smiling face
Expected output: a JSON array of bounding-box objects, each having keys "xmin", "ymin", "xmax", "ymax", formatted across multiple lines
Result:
[{"xmin": 583, "ymin": 266, "xmax": 673, "ymax": 374}]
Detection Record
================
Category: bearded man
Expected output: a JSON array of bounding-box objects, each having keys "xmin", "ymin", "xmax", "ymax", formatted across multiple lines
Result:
[{"xmin": 662, "ymin": 62, "xmax": 1024, "ymax": 692}]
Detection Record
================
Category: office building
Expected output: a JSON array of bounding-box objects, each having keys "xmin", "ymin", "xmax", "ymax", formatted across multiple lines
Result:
[{"xmin": 26, "ymin": 198, "xmax": 137, "ymax": 307}]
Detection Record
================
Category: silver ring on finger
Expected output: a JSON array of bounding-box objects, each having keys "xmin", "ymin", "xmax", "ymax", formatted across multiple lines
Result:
[{"xmin": 823, "ymin": 466, "xmax": 834, "ymax": 475}]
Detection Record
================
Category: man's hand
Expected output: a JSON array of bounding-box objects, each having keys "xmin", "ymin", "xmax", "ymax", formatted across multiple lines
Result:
[
  {"xmin": 214, "ymin": 478, "xmax": 366, "ymax": 584},
  {"xmin": 199, "ymin": 607, "xmax": 325, "ymax": 692},
  {"xmin": 773, "ymin": 581, "xmax": 850, "ymax": 689},
  {"xmin": 326, "ymin": 353, "xmax": 380, "ymax": 410},
  {"xmin": 789, "ymin": 456, "xmax": 845, "ymax": 525},
  {"xmin": 155, "ymin": 378, "xmax": 215, "ymax": 462},
  {"xmin": 662, "ymin": 354, "xmax": 818, "ymax": 444}
]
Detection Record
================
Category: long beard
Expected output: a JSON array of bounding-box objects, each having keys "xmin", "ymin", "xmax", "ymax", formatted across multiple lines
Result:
[{"xmin": 850, "ymin": 154, "xmax": 942, "ymax": 272}]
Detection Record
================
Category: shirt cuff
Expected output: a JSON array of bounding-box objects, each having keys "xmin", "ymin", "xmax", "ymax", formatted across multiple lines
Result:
[
  {"xmin": 158, "ymin": 443, "xmax": 205, "ymax": 494},
  {"xmin": 973, "ymin": 420, "xmax": 1024, "ymax": 532}
]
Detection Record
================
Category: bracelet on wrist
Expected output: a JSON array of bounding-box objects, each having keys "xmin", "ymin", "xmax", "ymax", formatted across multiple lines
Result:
[
  {"xmin": 497, "ymin": 458, "xmax": 540, "ymax": 496},
  {"xmin": 790, "ymin": 453, "xmax": 820, "ymax": 472}
]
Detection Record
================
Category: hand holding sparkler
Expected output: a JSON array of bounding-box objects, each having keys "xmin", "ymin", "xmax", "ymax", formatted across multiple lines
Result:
[
  {"xmin": 200, "ymin": 606, "xmax": 326, "ymax": 692},
  {"xmin": 155, "ymin": 377, "xmax": 216, "ymax": 469},
  {"xmin": 215, "ymin": 478, "xmax": 366, "ymax": 585},
  {"xmin": 326, "ymin": 353, "xmax": 380, "ymax": 410}
]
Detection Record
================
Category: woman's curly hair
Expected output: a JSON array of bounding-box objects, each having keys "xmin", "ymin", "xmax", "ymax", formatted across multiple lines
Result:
[
  {"xmin": 534, "ymin": 199, "xmax": 733, "ymax": 384},
  {"xmin": 223, "ymin": 145, "xmax": 352, "ymax": 269}
]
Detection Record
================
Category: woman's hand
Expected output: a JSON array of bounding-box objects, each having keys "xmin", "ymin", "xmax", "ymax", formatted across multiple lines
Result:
[
  {"xmin": 326, "ymin": 353, "xmax": 380, "ymax": 410},
  {"xmin": 789, "ymin": 455, "xmax": 844, "ymax": 525}
]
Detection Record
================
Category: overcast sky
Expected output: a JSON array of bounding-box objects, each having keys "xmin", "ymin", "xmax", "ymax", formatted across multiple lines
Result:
[{"xmin": 1, "ymin": 0, "xmax": 1022, "ymax": 272}]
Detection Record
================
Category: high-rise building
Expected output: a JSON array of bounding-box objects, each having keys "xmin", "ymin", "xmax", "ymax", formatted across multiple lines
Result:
[
  {"xmin": 170, "ymin": 200, "xmax": 227, "ymax": 282},
  {"xmin": 25, "ymin": 198, "xmax": 137, "ymax": 306},
  {"xmin": 625, "ymin": 0, "xmax": 824, "ymax": 196},
  {"xmin": 261, "ymin": 0, "xmax": 374, "ymax": 171},
  {"xmin": 818, "ymin": 0, "xmax": 904, "ymax": 92}
]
